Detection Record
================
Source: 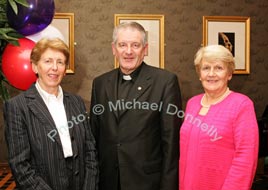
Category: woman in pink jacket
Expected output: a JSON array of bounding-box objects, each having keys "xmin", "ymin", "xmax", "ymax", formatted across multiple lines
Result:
[{"xmin": 179, "ymin": 45, "xmax": 259, "ymax": 190}]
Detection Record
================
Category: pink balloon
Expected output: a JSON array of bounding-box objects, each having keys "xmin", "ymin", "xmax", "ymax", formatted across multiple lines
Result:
[{"xmin": 2, "ymin": 38, "xmax": 37, "ymax": 90}]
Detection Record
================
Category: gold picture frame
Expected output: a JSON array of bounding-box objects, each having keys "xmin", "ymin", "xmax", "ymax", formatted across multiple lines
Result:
[
  {"xmin": 203, "ymin": 16, "xmax": 250, "ymax": 74},
  {"xmin": 51, "ymin": 13, "xmax": 75, "ymax": 74},
  {"xmin": 114, "ymin": 14, "xmax": 164, "ymax": 68}
]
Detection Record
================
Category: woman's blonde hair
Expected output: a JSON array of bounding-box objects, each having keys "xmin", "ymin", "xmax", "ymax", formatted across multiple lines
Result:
[{"xmin": 194, "ymin": 45, "xmax": 235, "ymax": 75}]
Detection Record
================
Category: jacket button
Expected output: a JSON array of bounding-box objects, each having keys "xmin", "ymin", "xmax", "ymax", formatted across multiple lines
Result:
[
  {"xmin": 117, "ymin": 143, "xmax": 121, "ymax": 147},
  {"xmin": 74, "ymin": 171, "xmax": 79, "ymax": 175}
]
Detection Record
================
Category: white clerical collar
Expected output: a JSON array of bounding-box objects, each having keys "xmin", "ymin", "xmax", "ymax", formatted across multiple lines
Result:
[{"xmin": 123, "ymin": 75, "xmax": 132, "ymax": 81}]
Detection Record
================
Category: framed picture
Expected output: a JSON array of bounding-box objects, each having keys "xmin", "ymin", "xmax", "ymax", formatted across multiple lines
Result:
[
  {"xmin": 51, "ymin": 13, "xmax": 75, "ymax": 73},
  {"xmin": 203, "ymin": 16, "xmax": 250, "ymax": 74},
  {"xmin": 114, "ymin": 14, "xmax": 164, "ymax": 68}
]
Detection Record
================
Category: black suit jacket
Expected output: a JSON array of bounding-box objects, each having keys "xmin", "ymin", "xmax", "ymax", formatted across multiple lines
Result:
[
  {"xmin": 4, "ymin": 85, "xmax": 98, "ymax": 190},
  {"xmin": 90, "ymin": 63, "xmax": 182, "ymax": 190}
]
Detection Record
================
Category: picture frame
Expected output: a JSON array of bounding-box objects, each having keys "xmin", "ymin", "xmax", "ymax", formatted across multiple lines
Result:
[
  {"xmin": 203, "ymin": 16, "xmax": 250, "ymax": 74},
  {"xmin": 114, "ymin": 14, "xmax": 165, "ymax": 68},
  {"xmin": 51, "ymin": 13, "xmax": 75, "ymax": 73}
]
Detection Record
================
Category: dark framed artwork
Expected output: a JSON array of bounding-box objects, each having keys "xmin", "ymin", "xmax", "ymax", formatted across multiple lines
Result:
[{"xmin": 203, "ymin": 16, "xmax": 250, "ymax": 74}]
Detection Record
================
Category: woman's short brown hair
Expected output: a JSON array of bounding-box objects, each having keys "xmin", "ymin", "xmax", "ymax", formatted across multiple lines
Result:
[{"xmin": 30, "ymin": 38, "xmax": 70, "ymax": 65}]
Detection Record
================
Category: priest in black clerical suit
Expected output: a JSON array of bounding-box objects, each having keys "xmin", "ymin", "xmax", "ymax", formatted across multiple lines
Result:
[{"xmin": 90, "ymin": 22, "xmax": 182, "ymax": 190}]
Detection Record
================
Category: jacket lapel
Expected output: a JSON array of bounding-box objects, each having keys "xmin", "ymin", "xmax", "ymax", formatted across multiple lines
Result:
[
  {"xmin": 63, "ymin": 92, "xmax": 79, "ymax": 155},
  {"xmin": 105, "ymin": 64, "xmax": 153, "ymax": 118},
  {"xmin": 63, "ymin": 92, "xmax": 75, "ymax": 139},
  {"xmin": 128, "ymin": 64, "xmax": 152, "ymax": 101},
  {"xmin": 105, "ymin": 69, "xmax": 120, "ymax": 120},
  {"xmin": 25, "ymin": 85, "xmax": 63, "ymax": 146},
  {"xmin": 121, "ymin": 63, "xmax": 152, "ymax": 117}
]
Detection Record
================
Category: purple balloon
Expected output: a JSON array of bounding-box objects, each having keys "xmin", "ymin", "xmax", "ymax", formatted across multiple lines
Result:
[{"xmin": 7, "ymin": 0, "xmax": 55, "ymax": 36}]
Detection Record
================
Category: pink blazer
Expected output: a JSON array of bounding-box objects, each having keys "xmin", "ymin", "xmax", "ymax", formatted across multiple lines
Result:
[{"xmin": 179, "ymin": 92, "xmax": 259, "ymax": 190}]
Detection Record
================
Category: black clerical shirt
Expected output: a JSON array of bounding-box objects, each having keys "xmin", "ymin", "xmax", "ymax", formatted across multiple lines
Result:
[{"xmin": 117, "ymin": 63, "xmax": 143, "ymax": 100}]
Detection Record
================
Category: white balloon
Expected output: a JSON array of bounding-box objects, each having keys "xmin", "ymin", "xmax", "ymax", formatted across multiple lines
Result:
[{"xmin": 26, "ymin": 25, "xmax": 65, "ymax": 43}]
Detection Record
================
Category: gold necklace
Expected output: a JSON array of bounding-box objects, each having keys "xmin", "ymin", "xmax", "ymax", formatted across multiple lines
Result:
[{"xmin": 201, "ymin": 87, "xmax": 230, "ymax": 108}]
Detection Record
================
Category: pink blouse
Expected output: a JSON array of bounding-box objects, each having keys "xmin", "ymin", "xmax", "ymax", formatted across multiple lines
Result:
[{"xmin": 179, "ymin": 92, "xmax": 259, "ymax": 190}]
